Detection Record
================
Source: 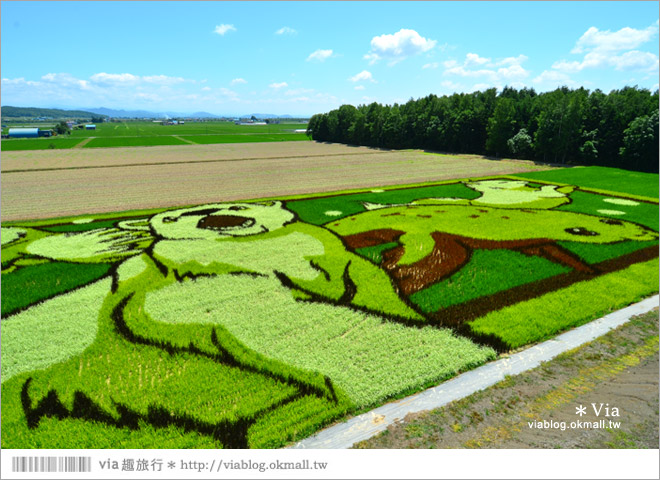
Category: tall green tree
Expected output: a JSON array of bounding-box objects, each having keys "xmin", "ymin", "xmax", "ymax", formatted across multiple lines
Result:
[
  {"xmin": 486, "ymin": 98, "xmax": 516, "ymax": 157},
  {"xmin": 620, "ymin": 111, "xmax": 659, "ymax": 173}
]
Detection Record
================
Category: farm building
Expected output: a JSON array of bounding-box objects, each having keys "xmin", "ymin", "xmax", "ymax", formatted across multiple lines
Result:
[
  {"xmin": 8, "ymin": 128, "xmax": 39, "ymax": 138},
  {"xmin": 38, "ymin": 129, "xmax": 53, "ymax": 137},
  {"xmin": 85, "ymin": 124, "xmax": 96, "ymax": 130}
]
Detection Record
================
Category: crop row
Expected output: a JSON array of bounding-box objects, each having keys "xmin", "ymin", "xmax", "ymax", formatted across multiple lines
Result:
[{"xmin": 1, "ymin": 168, "xmax": 658, "ymax": 449}]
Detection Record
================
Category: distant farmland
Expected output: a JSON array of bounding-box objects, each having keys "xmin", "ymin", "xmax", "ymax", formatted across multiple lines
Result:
[{"xmin": 0, "ymin": 121, "xmax": 310, "ymax": 151}]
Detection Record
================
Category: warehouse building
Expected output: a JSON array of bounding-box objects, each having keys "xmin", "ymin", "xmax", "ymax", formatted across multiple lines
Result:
[
  {"xmin": 85, "ymin": 124, "xmax": 96, "ymax": 130},
  {"xmin": 8, "ymin": 128, "xmax": 39, "ymax": 138}
]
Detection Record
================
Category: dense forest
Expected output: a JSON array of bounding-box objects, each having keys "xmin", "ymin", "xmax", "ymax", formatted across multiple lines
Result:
[{"xmin": 307, "ymin": 86, "xmax": 659, "ymax": 173}]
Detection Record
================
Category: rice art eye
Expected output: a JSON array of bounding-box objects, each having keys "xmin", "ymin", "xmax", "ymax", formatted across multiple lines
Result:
[
  {"xmin": 600, "ymin": 218, "xmax": 623, "ymax": 226},
  {"xmin": 162, "ymin": 217, "xmax": 177, "ymax": 224},
  {"xmin": 565, "ymin": 227, "xmax": 599, "ymax": 236}
]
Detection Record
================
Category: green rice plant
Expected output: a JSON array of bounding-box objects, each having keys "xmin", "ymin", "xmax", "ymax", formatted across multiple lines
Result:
[
  {"xmin": 511, "ymin": 166, "xmax": 659, "ymax": 199},
  {"xmin": 467, "ymin": 258, "xmax": 659, "ymax": 349},
  {"xmin": 2, "ymin": 247, "xmax": 356, "ymax": 448},
  {"xmin": 355, "ymin": 242, "xmax": 399, "ymax": 264},
  {"xmin": 83, "ymin": 136, "xmax": 188, "ymax": 148},
  {"xmin": 25, "ymin": 228, "xmax": 152, "ymax": 264},
  {"xmin": 143, "ymin": 273, "xmax": 495, "ymax": 408},
  {"xmin": 1, "ymin": 262, "xmax": 112, "ymax": 317},
  {"xmin": 1, "ymin": 278, "xmax": 111, "ymax": 381},
  {"xmin": 286, "ymin": 182, "xmax": 479, "ymax": 225},
  {"xmin": 248, "ymin": 395, "xmax": 352, "ymax": 449},
  {"xmin": 40, "ymin": 216, "xmax": 149, "ymax": 233},
  {"xmin": 2, "ymin": 416, "xmax": 220, "ymax": 449},
  {"xmin": 327, "ymin": 205, "xmax": 657, "ymax": 266},
  {"xmin": 557, "ymin": 239, "xmax": 659, "ymax": 265},
  {"xmin": 556, "ymin": 191, "xmax": 658, "ymax": 231},
  {"xmin": 2, "ymin": 170, "xmax": 658, "ymax": 449},
  {"xmin": 178, "ymin": 133, "xmax": 309, "ymax": 144},
  {"xmin": 410, "ymin": 249, "xmax": 571, "ymax": 313},
  {"xmin": 1, "ymin": 138, "xmax": 86, "ymax": 151}
]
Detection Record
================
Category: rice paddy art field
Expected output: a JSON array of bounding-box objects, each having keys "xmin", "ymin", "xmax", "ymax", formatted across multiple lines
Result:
[{"xmin": 1, "ymin": 167, "xmax": 658, "ymax": 449}]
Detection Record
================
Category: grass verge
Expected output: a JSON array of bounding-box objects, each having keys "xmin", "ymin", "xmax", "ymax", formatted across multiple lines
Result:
[{"xmin": 355, "ymin": 307, "xmax": 659, "ymax": 449}]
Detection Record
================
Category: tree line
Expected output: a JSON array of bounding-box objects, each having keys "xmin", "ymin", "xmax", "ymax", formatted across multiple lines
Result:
[{"xmin": 307, "ymin": 86, "xmax": 659, "ymax": 173}]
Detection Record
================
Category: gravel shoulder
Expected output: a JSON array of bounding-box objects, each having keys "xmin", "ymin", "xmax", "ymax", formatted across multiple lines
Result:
[{"xmin": 355, "ymin": 309, "xmax": 659, "ymax": 449}]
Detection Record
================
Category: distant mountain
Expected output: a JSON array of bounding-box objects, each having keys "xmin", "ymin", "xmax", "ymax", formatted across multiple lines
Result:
[
  {"xmin": 2, "ymin": 106, "xmax": 306, "ymax": 120},
  {"xmin": 241, "ymin": 113, "xmax": 298, "ymax": 119},
  {"xmin": 80, "ymin": 107, "xmax": 222, "ymax": 119},
  {"xmin": 82, "ymin": 107, "xmax": 166, "ymax": 118},
  {"xmin": 1, "ymin": 106, "xmax": 104, "ymax": 119},
  {"xmin": 189, "ymin": 111, "xmax": 221, "ymax": 118}
]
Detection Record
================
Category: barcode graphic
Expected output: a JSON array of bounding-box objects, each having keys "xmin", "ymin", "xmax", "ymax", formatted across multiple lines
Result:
[{"xmin": 11, "ymin": 456, "xmax": 92, "ymax": 473}]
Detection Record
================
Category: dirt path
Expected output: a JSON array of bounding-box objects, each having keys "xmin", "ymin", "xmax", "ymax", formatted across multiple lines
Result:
[
  {"xmin": 355, "ymin": 308, "xmax": 659, "ymax": 449},
  {"xmin": 172, "ymin": 135, "xmax": 197, "ymax": 145},
  {"xmin": 72, "ymin": 137, "xmax": 94, "ymax": 148}
]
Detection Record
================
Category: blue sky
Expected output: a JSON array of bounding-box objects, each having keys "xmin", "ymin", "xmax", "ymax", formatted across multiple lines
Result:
[{"xmin": 1, "ymin": 1, "xmax": 658, "ymax": 116}]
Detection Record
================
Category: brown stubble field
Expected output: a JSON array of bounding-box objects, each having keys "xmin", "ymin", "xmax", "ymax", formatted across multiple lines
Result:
[{"xmin": 1, "ymin": 141, "xmax": 551, "ymax": 221}]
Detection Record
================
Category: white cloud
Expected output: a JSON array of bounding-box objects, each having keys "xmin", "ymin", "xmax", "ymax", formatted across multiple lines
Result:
[
  {"xmin": 349, "ymin": 70, "xmax": 375, "ymax": 82},
  {"xmin": 553, "ymin": 21, "xmax": 659, "ymax": 74},
  {"xmin": 465, "ymin": 53, "xmax": 490, "ymax": 66},
  {"xmin": 135, "ymin": 92, "xmax": 161, "ymax": 102},
  {"xmin": 497, "ymin": 63, "xmax": 528, "ymax": 80},
  {"xmin": 354, "ymin": 85, "xmax": 365, "ymax": 90},
  {"xmin": 495, "ymin": 55, "xmax": 529, "ymax": 67},
  {"xmin": 269, "ymin": 82, "xmax": 288, "ymax": 89},
  {"xmin": 285, "ymin": 88, "xmax": 314, "ymax": 96},
  {"xmin": 440, "ymin": 80, "xmax": 461, "ymax": 90},
  {"xmin": 89, "ymin": 72, "xmax": 140, "ymax": 84},
  {"xmin": 2, "ymin": 77, "xmax": 36, "ymax": 86},
  {"xmin": 422, "ymin": 62, "xmax": 439, "ymax": 69},
  {"xmin": 231, "ymin": 78, "xmax": 247, "ymax": 85},
  {"xmin": 275, "ymin": 26, "xmax": 296, "ymax": 35},
  {"xmin": 89, "ymin": 73, "xmax": 186, "ymax": 86},
  {"xmin": 469, "ymin": 83, "xmax": 493, "ymax": 93},
  {"xmin": 142, "ymin": 75, "xmax": 186, "ymax": 85},
  {"xmin": 553, "ymin": 50, "xmax": 658, "ymax": 73},
  {"xmin": 214, "ymin": 24, "xmax": 236, "ymax": 36},
  {"xmin": 218, "ymin": 87, "xmax": 238, "ymax": 99},
  {"xmin": 306, "ymin": 49, "xmax": 333, "ymax": 62},
  {"xmin": 571, "ymin": 23, "xmax": 658, "ymax": 54},
  {"xmin": 610, "ymin": 50, "xmax": 659, "ymax": 71},
  {"xmin": 363, "ymin": 53, "xmax": 381, "ymax": 65},
  {"xmin": 532, "ymin": 70, "xmax": 578, "ymax": 89},
  {"xmin": 42, "ymin": 72, "xmax": 91, "ymax": 89},
  {"xmin": 365, "ymin": 29, "xmax": 436, "ymax": 65},
  {"xmin": 443, "ymin": 53, "xmax": 529, "ymax": 84},
  {"xmin": 1, "ymin": 72, "xmax": 343, "ymax": 115}
]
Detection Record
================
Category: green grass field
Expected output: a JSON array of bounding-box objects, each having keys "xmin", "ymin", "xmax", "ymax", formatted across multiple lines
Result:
[
  {"xmin": 2, "ymin": 166, "xmax": 657, "ymax": 449},
  {"xmin": 1, "ymin": 121, "xmax": 309, "ymax": 150},
  {"xmin": 178, "ymin": 133, "xmax": 310, "ymax": 145},
  {"xmin": 82, "ymin": 136, "xmax": 189, "ymax": 148},
  {"xmin": 0, "ymin": 137, "xmax": 86, "ymax": 151}
]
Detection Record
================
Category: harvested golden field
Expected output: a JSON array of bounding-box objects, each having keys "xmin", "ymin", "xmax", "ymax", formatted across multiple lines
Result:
[
  {"xmin": 1, "ymin": 141, "xmax": 550, "ymax": 221},
  {"xmin": 1, "ymin": 142, "xmax": 384, "ymax": 172}
]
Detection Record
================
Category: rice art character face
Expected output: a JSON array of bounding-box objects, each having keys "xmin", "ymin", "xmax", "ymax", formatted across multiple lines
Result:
[{"xmin": 150, "ymin": 201, "xmax": 295, "ymax": 240}]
